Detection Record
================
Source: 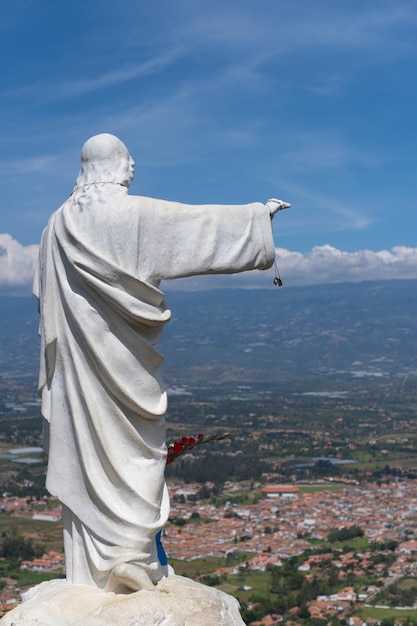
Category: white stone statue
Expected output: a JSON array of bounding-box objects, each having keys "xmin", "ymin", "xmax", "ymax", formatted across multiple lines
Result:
[{"xmin": 31, "ymin": 134, "xmax": 289, "ymax": 596}]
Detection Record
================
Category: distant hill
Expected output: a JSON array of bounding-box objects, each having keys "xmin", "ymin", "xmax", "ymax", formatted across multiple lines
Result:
[
  {"xmin": 162, "ymin": 280, "xmax": 417, "ymax": 383},
  {"xmin": 0, "ymin": 296, "xmax": 39, "ymax": 380},
  {"xmin": 1, "ymin": 280, "xmax": 417, "ymax": 384}
]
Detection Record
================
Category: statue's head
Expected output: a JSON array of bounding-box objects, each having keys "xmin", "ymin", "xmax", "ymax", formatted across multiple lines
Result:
[{"xmin": 74, "ymin": 133, "xmax": 135, "ymax": 189}]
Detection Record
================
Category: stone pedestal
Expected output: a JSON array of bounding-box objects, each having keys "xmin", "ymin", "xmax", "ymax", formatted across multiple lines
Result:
[{"xmin": 1, "ymin": 575, "xmax": 246, "ymax": 625}]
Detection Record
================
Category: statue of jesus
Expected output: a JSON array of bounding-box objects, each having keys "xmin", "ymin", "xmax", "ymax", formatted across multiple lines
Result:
[{"xmin": 33, "ymin": 133, "xmax": 289, "ymax": 593}]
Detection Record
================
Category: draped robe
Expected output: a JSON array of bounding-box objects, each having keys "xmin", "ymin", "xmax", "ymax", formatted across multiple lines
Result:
[{"xmin": 33, "ymin": 184, "xmax": 275, "ymax": 589}]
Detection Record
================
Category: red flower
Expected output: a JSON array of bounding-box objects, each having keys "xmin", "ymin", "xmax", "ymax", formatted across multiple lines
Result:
[{"xmin": 166, "ymin": 432, "xmax": 231, "ymax": 465}]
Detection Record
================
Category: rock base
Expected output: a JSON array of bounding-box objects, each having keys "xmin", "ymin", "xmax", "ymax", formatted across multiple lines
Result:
[{"xmin": 0, "ymin": 575, "xmax": 246, "ymax": 625}]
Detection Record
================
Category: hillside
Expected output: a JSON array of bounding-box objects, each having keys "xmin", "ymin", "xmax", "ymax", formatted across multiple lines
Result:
[
  {"xmin": 162, "ymin": 279, "xmax": 417, "ymax": 383},
  {"xmin": 1, "ymin": 280, "xmax": 417, "ymax": 385}
]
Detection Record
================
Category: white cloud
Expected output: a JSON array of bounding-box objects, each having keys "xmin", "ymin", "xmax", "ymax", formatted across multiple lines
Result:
[
  {"xmin": 0, "ymin": 234, "xmax": 38, "ymax": 295},
  {"xmin": 164, "ymin": 245, "xmax": 417, "ymax": 290},
  {"xmin": 275, "ymin": 245, "xmax": 417, "ymax": 286},
  {"xmin": 2, "ymin": 235, "xmax": 417, "ymax": 295}
]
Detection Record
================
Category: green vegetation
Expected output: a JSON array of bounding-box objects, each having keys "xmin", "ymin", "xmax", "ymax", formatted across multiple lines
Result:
[
  {"xmin": 0, "ymin": 527, "xmax": 63, "ymax": 588},
  {"xmin": 359, "ymin": 606, "xmax": 417, "ymax": 625},
  {"xmin": 0, "ymin": 529, "xmax": 43, "ymax": 560},
  {"xmin": 327, "ymin": 525, "xmax": 364, "ymax": 543},
  {"xmin": 166, "ymin": 451, "xmax": 270, "ymax": 483},
  {"xmin": 0, "ymin": 513, "xmax": 63, "ymax": 552},
  {"xmin": 218, "ymin": 556, "xmax": 349, "ymax": 623},
  {"xmin": 0, "ymin": 560, "xmax": 63, "ymax": 587},
  {"xmin": 298, "ymin": 484, "xmax": 348, "ymax": 494},
  {"xmin": 373, "ymin": 578, "xmax": 417, "ymax": 608},
  {"xmin": 319, "ymin": 536, "xmax": 370, "ymax": 551},
  {"xmin": 170, "ymin": 553, "xmax": 250, "ymax": 579}
]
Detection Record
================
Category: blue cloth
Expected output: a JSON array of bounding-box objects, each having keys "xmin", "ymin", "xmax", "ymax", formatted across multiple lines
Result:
[{"xmin": 156, "ymin": 530, "xmax": 168, "ymax": 566}]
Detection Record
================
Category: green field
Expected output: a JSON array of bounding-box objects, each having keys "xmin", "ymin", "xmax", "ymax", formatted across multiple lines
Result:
[
  {"xmin": 220, "ymin": 570, "xmax": 271, "ymax": 601},
  {"xmin": 298, "ymin": 483, "xmax": 349, "ymax": 494},
  {"xmin": 0, "ymin": 512, "xmax": 63, "ymax": 552},
  {"xmin": 359, "ymin": 606, "xmax": 417, "ymax": 623}
]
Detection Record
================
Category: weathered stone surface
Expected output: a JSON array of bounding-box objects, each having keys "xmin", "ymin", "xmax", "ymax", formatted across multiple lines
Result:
[{"xmin": 1, "ymin": 575, "xmax": 246, "ymax": 625}]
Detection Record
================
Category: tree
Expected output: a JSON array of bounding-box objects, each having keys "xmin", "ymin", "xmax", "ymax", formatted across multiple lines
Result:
[{"xmin": 0, "ymin": 530, "xmax": 42, "ymax": 561}]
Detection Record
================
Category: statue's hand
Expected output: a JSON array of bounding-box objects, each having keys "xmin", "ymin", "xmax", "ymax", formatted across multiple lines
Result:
[{"xmin": 266, "ymin": 198, "xmax": 291, "ymax": 217}]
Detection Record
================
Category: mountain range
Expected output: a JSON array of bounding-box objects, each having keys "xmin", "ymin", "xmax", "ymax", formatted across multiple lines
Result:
[{"xmin": 0, "ymin": 279, "xmax": 416, "ymax": 385}]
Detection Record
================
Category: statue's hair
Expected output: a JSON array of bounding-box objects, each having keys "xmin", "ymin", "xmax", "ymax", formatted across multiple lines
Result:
[
  {"xmin": 68, "ymin": 182, "xmax": 129, "ymax": 220},
  {"xmin": 73, "ymin": 134, "xmax": 132, "ymax": 189},
  {"xmin": 67, "ymin": 134, "xmax": 133, "ymax": 213},
  {"xmin": 64, "ymin": 134, "xmax": 132, "ymax": 217}
]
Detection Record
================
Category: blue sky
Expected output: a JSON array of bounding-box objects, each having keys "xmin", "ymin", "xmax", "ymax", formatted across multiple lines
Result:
[{"xmin": 1, "ymin": 0, "xmax": 417, "ymax": 293}]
